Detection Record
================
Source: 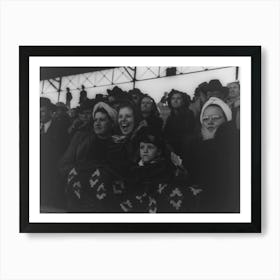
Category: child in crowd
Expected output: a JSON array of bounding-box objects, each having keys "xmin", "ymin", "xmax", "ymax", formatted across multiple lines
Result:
[{"xmin": 120, "ymin": 128, "xmax": 198, "ymax": 213}]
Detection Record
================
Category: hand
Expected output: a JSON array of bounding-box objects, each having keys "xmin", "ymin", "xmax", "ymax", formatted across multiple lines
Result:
[
  {"xmin": 131, "ymin": 120, "xmax": 148, "ymax": 139},
  {"xmin": 201, "ymin": 126, "xmax": 216, "ymax": 140},
  {"xmin": 170, "ymin": 152, "xmax": 183, "ymax": 167},
  {"xmin": 137, "ymin": 120, "xmax": 148, "ymax": 130}
]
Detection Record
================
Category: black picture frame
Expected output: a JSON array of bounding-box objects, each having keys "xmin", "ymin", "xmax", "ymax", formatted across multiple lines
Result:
[{"xmin": 20, "ymin": 46, "xmax": 261, "ymax": 233}]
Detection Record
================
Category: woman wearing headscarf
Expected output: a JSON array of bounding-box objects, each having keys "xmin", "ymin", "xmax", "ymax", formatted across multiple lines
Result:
[
  {"xmin": 59, "ymin": 101, "xmax": 117, "ymax": 177},
  {"xmin": 59, "ymin": 102, "xmax": 121, "ymax": 212},
  {"xmin": 182, "ymin": 97, "xmax": 240, "ymax": 213}
]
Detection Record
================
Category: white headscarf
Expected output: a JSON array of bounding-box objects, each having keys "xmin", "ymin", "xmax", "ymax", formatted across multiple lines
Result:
[
  {"xmin": 200, "ymin": 97, "xmax": 232, "ymax": 124},
  {"xmin": 92, "ymin": 102, "xmax": 117, "ymax": 125}
]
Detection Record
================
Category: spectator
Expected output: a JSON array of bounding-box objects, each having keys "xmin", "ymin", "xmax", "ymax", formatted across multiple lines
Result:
[
  {"xmin": 226, "ymin": 81, "xmax": 240, "ymax": 107},
  {"xmin": 189, "ymin": 82, "xmax": 208, "ymax": 119},
  {"xmin": 119, "ymin": 128, "xmax": 196, "ymax": 213},
  {"xmin": 108, "ymin": 102, "xmax": 144, "ymax": 178},
  {"xmin": 163, "ymin": 89, "xmax": 195, "ymax": 156},
  {"xmin": 107, "ymin": 86, "xmax": 129, "ymax": 111},
  {"xmin": 182, "ymin": 97, "xmax": 240, "ymax": 212},
  {"xmin": 226, "ymin": 81, "xmax": 240, "ymax": 130},
  {"xmin": 128, "ymin": 88, "xmax": 144, "ymax": 107},
  {"xmin": 157, "ymin": 92, "xmax": 171, "ymax": 126},
  {"xmin": 59, "ymin": 102, "xmax": 118, "ymax": 212},
  {"xmin": 66, "ymin": 87, "xmax": 73, "ymax": 109},
  {"xmin": 79, "ymin": 85, "xmax": 88, "ymax": 105},
  {"xmin": 139, "ymin": 94, "xmax": 163, "ymax": 134},
  {"xmin": 54, "ymin": 102, "xmax": 71, "ymax": 129},
  {"xmin": 67, "ymin": 99, "xmax": 94, "ymax": 138},
  {"xmin": 40, "ymin": 97, "xmax": 69, "ymax": 211},
  {"xmin": 206, "ymin": 79, "xmax": 229, "ymax": 101},
  {"xmin": 59, "ymin": 101, "xmax": 117, "ymax": 178}
]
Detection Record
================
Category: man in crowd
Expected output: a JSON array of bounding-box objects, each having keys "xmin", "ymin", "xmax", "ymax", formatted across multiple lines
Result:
[{"xmin": 40, "ymin": 97, "xmax": 69, "ymax": 211}]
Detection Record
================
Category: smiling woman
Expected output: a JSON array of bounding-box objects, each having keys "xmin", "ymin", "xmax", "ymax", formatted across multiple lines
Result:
[
  {"xmin": 106, "ymin": 102, "xmax": 140, "ymax": 178},
  {"xmin": 118, "ymin": 105, "xmax": 135, "ymax": 136}
]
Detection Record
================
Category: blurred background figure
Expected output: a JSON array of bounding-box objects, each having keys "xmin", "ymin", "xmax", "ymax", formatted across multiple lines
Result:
[
  {"xmin": 40, "ymin": 97, "xmax": 69, "ymax": 212},
  {"xmin": 157, "ymin": 91, "xmax": 171, "ymax": 126},
  {"xmin": 66, "ymin": 87, "xmax": 73, "ymax": 109},
  {"xmin": 206, "ymin": 79, "xmax": 228, "ymax": 101},
  {"xmin": 139, "ymin": 94, "xmax": 163, "ymax": 134},
  {"xmin": 163, "ymin": 89, "xmax": 195, "ymax": 156},
  {"xmin": 226, "ymin": 81, "xmax": 240, "ymax": 130},
  {"xmin": 54, "ymin": 102, "xmax": 71, "ymax": 129},
  {"xmin": 128, "ymin": 88, "xmax": 144, "ymax": 107},
  {"xmin": 67, "ymin": 99, "xmax": 95, "ymax": 138},
  {"xmin": 79, "ymin": 85, "xmax": 88, "ymax": 105},
  {"xmin": 189, "ymin": 82, "xmax": 208, "ymax": 119},
  {"xmin": 107, "ymin": 86, "xmax": 129, "ymax": 111},
  {"xmin": 226, "ymin": 81, "xmax": 240, "ymax": 106}
]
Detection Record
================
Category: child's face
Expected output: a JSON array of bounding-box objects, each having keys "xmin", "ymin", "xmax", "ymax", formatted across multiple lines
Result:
[{"xmin": 140, "ymin": 142, "xmax": 160, "ymax": 163}]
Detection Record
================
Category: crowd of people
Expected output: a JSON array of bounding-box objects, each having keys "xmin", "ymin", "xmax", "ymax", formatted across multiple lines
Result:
[{"xmin": 40, "ymin": 78, "xmax": 240, "ymax": 213}]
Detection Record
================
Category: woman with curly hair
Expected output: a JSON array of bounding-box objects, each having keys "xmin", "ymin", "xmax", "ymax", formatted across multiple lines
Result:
[
  {"xmin": 163, "ymin": 89, "xmax": 195, "ymax": 156},
  {"xmin": 139, "ymin": 94, "xmax": 163, "ymax": 134}
]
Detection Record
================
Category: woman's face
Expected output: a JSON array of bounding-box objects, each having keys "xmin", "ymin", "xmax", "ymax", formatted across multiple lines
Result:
[
  {"xmin": 93, "ymin": 111, "xmax": 112, "ymax": 137},
  {"xmin": 202, "ymin": 105, "xmax": 226, "ymax": 132},
  {"xmin": 171, "ymin": 93, "xmax": 184, "ymax": 109},
  {"xmin": 79, "ymin": 109, "xmax": 92, "ymax": 122},
  {"xmin": 141, "ymin": 97, "xmax": 153, "ymax": 114},
  {"xmin": 118, "ymin": 107, "xmax": 135, "ymax": 135}
]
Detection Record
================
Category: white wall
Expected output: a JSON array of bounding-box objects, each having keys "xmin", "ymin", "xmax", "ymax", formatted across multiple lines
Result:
[{"xmin": 0, "ymin": 0, "xmax": 279, "ymax": 280}]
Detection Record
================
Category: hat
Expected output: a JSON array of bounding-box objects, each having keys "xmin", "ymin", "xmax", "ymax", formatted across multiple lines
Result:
[
  {"xmin": 206, "ymin": 79, "xmax": 229, "ymax": 99},
  {"xmin": 92, "ymin": 102, "xmax": 117, "ymax": 125},
  {"xmin": 40, "ymin": 97, "xmax": 56, "ymax": 112},
  {"xmin": 128, "ymin": 88, "xmax": 144, "ymax": 96},
  {"xmin": 137, "ymin": 127, "xmax": 164, "ymax": 151},
  {"xmin": 200, "ymin": 97, "xmax": 232, "ymax": 123},
  {"xmin": 107, "ymin": 86, "xmax": 124, "ymax": 96},
  {"xmin": 227, "ymin": 80, "xmax": 240, "ymax": 87},
  {"xmin": 207, "ymin": 79, "xmax": 223, "ymax": 91},
  {"xmin": 79, "ymin": 99, "xmax": 95, "ymax": 112},
  {"xmin": 195, "ymin": 82, "xmax": 209, "ymax": 95},
  {"xmin": 95, "ymin": 94, "xmax": 105, "ymax": 101},
  {"xmin": 55, "ymin": 102, "xmax": 68, "ymax": 111}
]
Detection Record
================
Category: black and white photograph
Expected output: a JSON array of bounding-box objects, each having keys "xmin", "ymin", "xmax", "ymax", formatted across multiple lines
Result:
[
  {"xmin": 3, "ymin": 0, "xmax": 279, "ymax": 278},
  {"xmin": 20, "ymin": 46, "xmax": 260, "ymax": 232},
  {"xmin": 39, "ymin": 66, "xmax": 240, "ymax": 214}
]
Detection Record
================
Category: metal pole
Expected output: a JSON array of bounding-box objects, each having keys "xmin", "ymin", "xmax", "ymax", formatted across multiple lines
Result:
[
  {"xmin": 235, "ymin": 66, "xmax": 239, "ymax": 80},
  {"xmin": 57, "ymin": 76, "xmax": 62, "ymax": 102},
  {"xmin": 41, "ymin": 80, "xmax": 44, "ymax": 95},
  {"xmin": 133, "ymin": 67, "xmax": 137, "ymax": 89}
]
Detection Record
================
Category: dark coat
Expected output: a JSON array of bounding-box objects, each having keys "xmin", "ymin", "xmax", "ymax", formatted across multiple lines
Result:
[
  {"xmin": 59, "ymin": 130, "xmax": 112, "ymax": 178},
  {"xmin": 142, "ymin": 114, "xmax": 163, "ymax": 134},
  {"xmin": 182, "ymin": 121, "xmax": 240, "ymax": 212},
  {"xmin": 163, "ymin": 108, "xmax": 195, "ymax": 156},
  {"xmin": 40, "ymin": 119, "xmax": 69, "ymax": 210},
  {"xmin": 106, "ymin": 134, "xmax": 139, "ymax": 179},
  {"xmin": 118, "ymin": 158, "xmax": 198, "ymax": 213}
]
